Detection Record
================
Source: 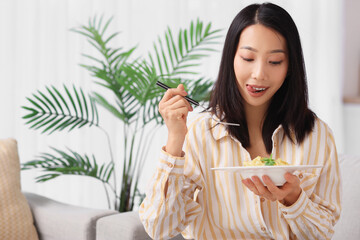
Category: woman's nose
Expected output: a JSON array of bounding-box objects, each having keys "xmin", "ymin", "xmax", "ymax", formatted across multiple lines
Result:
[{"xmin": 251, "ymin": 61, "xmax": 265, "ymax": 80}]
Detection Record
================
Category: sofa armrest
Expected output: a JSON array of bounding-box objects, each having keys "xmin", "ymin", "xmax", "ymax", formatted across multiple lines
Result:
[
  {"xmin": 24, "ymin": 192, "xmax": 117, "ymax": 240},
  {"xmin": 96, "ymin": 211, "xmax": 185, "ymax": 240}
]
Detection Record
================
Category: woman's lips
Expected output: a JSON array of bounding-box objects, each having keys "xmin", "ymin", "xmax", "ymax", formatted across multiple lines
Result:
[{"xmin": 246, "ymin": 84, "xmax": 269, "ymax": 97}]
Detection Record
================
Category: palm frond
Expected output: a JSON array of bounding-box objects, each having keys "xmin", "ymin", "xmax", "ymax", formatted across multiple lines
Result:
[
  {"xmin": 183, "ymin": 77, "xmax": 213, "ymax": 103},
  {"xmin": 150, "ymin": 19, "xmax": 222, "ymax": 77},
  {"xmin": 22, "ymin": 85, "xmax": 99, "ymax": 134},
  {"xmin": 73, "ymin": 16, "xmax": 140, "ymax": 124},
  {"xmin": 71, "ymin": 15, "xmax": 136, "ymax": 79},
  {"xmin": 120, "ymin": 62, "xmax": 160, "ymax": 104},
  {"xmin": 118, "ymin": 19, "xmax": 221, "ymax": 125},
  {"xmin": 119, "ymin": 62, "xmax": 182, "ymax": 125},
  {"xmin": 21, "ymin": 147, "xmax": 114, "ymax": 183},
  {"xmin": 92, "ymin": 92, "xmax": 137, "ymax": 124}
]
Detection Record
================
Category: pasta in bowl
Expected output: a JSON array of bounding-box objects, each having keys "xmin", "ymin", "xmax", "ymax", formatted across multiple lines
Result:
[
  {"xmin": 243, "ymin": 155, "xmax": 289, "ymax": 167},
  {"xmin": 211, "ymin": 155, "xmax": 322, "ymax": 186}
]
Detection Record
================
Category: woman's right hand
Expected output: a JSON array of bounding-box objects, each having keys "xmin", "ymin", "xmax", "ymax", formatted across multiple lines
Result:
[{"xmin": 158, "ymin": 84, "xmax": 193, "ymax": 156}]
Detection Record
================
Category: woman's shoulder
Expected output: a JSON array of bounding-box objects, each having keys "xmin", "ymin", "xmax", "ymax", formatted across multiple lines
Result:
[{"xmin": 309, "ymin": 116, "xmax": 335, "ymax": 139}]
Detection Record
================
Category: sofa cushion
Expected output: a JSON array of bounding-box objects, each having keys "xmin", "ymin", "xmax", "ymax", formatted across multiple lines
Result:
[
  {"xmin": 96, "ymin": 211, "xmax": 185, "ymax": 240},
  {"xmin": 96, "ymin": 211, "xmax": 153, "ymax": 240},
  {"xmin": 24, "ymin": 192, "xmax": 118, "ymax": 240},
  {"xmin": 0, "ymin": 138, "xmax": 39, "ymax": 240}
]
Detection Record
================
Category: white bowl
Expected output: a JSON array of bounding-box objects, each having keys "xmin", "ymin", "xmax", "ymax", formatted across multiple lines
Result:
[{"xmin": 211, "ymin": 165, "xmax": 322, "ymax": 186}]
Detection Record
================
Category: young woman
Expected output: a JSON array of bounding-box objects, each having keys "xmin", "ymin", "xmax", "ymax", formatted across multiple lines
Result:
[{"xmin": 139, "ymin": 3, "xmax": 341, "ymax": 240}]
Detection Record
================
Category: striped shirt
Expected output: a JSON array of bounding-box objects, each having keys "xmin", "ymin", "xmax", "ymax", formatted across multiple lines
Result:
[{"xmin": 139, "ymin": 112, "xmax": 342, "ymax": 240}]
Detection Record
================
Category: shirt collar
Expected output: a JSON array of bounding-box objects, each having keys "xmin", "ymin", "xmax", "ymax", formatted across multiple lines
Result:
[{"xmin": 209, "ymin": 118, "xmax": 230, "ymax": 140}]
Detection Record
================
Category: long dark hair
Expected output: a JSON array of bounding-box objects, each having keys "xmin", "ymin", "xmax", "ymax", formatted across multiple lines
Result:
[{"xmin": 209, "ymin": 2, "xmax": 316, "ymax": 153}]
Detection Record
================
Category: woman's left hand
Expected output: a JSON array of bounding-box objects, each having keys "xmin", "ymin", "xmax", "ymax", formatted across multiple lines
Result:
[{"xmin": 241, "ymin": 172, "xmax": 302, "ymax": 206}]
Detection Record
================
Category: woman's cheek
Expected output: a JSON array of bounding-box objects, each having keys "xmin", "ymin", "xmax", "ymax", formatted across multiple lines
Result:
[{"xmin": 270, "ymin": 66, "xmax": 287, "ymax": 84}]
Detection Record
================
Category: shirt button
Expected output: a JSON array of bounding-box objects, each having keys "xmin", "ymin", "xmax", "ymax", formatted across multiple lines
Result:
[
  {"xmin": 274, "ymin": 142, "xmax": 277, "ymax": 147},
  {"xmin": 260, "ymin": 197, "xmax": 265, "ymax": 202},
  {"xmin": 299, "ymin": 173, "xmax": 303, "ymax": 179},
  {"xmin": 283, "ymin": 211, "xmax": 288, "ymax": 215},
  {"xmin": 261, "ymin": 226, "xmax": 266, "ymax": 232},
  {"xmin": 167, "ymin": 163, "xmax": 174, "ymax": 168}
]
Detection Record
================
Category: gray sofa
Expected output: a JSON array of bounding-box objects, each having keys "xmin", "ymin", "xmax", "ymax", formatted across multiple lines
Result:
[
  {"xmin": 24, "ymin": 193, "xmax": 184, "ymax": 240},
  {"xmin": 25, "ymin": 154, "xmax": 360, "ymax": 240}
]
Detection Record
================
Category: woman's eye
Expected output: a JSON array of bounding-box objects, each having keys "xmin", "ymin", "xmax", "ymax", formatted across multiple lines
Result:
[
  {"xmin": 269, "ymin": 60, "xmax": 283, "ymax": 65},
  {"xmin": 241, "ymin": 57, "xmax": 254, "ymax": 62}
]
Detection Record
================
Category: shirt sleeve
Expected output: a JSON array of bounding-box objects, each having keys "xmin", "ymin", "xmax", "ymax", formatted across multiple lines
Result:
[
  {"xmin": 278, "ymin": 127, "xmax": 342, "ymax": 240},
  {"xmin": 139, "ymin": 135, "xmax": 204, "ymax": 239}
]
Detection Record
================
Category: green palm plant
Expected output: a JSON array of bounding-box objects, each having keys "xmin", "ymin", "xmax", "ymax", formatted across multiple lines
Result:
[{"xmin": 21, "ymin": 16, "xmax": 221, "ymax": 212}]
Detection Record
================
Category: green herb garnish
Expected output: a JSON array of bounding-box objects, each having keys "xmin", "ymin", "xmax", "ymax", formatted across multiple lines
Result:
[{"xmin": 261, "ymin": 154, "xmax": 276, "ymax": 166}]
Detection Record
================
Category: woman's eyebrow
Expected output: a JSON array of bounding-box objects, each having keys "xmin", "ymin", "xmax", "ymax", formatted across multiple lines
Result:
[{"xmin": 240, "ymin": 46, "xmax": 285, "ymax": 53}]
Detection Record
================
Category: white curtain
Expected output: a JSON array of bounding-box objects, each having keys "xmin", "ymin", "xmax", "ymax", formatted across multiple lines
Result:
[{"xmin": 0, "ymin": 0, "xmax": 344, "ymax": 209}]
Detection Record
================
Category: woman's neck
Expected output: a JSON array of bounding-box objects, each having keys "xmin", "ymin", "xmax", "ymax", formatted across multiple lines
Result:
[
  {"xmin": 244, "ymin": 103, "xmax": 270, "ymax": 157},
  {"xmin": 244, "ymin": 103, "xmax": 269, "ymax": 131}
]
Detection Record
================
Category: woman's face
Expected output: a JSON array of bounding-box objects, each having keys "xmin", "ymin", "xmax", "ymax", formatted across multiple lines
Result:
[{"xmin": 233, "ymin": 24, "xmax": 288, "ymax": 109}]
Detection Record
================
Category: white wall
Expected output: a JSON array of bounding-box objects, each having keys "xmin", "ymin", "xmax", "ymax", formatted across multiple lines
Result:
[
  {"xmin": 344, "ymin": 104, "xmax": 360, "ymax": 155},
  {"xmin": 0, "ymin": 0, "xmax": 350, "ymax": 210},
  {"xmin": 342, "ymin": 0, "xmax": 360, "ymax": 155},
  {"xmin": 343, "ymin": 0, "xmax": 360, "ymax": 97}
]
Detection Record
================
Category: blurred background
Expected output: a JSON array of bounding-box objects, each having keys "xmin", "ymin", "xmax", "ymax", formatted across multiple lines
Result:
[{"xmin": 0, "ymin": 0, "xmax": 359, "ymax": 210}]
